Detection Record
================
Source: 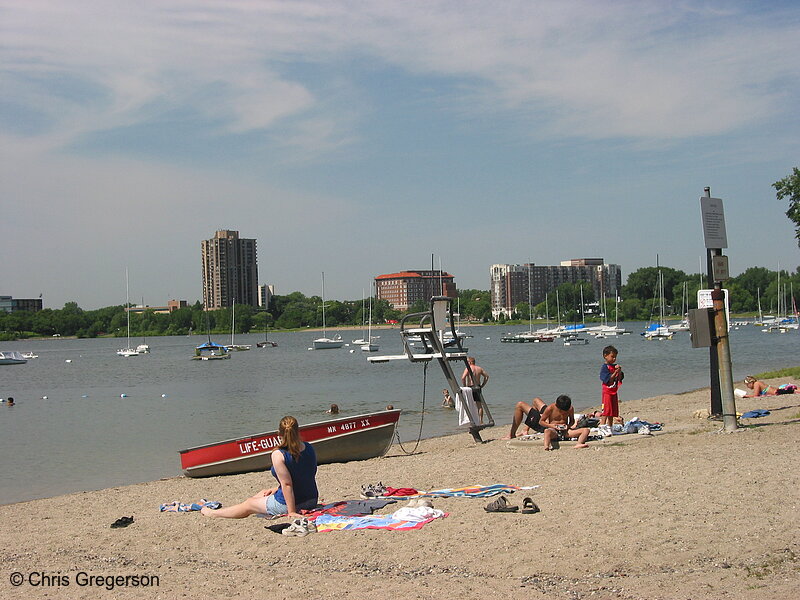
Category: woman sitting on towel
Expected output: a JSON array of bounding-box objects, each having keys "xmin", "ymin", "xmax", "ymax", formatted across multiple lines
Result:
[
  {"xmin": 201, "ymin": 416, "xmax": 319, "ymax": 519},
  {"xmin": 743, "ymin": 376, "xmax": 798, "ymax": 397}
]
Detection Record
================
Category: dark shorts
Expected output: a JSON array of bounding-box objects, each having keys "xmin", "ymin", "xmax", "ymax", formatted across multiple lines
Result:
[
  {"xmin": 471, "ymin": 386, "xmax": 484, "ymax": 404},
  {"xmin": 524, "ymin": 404, "xmax": 547, "ymax": 433}
]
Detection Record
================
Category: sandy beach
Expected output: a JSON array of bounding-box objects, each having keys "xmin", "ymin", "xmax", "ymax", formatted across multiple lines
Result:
[{"xmin": 2, "ymin": 377, "xmax": 799, "ymax": 599}]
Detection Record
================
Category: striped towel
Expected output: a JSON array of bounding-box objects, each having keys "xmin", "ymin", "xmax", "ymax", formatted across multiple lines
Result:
[{"xmin": 383, "ymin": 484, "xmax": 540, "ymax": 499}]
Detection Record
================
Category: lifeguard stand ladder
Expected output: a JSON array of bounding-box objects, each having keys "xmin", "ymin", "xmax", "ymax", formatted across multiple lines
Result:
[{"xmin": 367, "ymin": 296, "xmax": 494, "ymax": 443}]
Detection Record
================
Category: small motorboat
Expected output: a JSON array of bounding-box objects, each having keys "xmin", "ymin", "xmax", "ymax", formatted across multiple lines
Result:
[{"xmin": 179, "ymin": 409, "xmax": 400, "ymax": 477}]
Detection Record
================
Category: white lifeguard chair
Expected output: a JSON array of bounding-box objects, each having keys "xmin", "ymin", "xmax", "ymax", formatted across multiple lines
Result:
[{"xmin": 368, "ymin": 296, "xmax": 494, "ymax": 442}]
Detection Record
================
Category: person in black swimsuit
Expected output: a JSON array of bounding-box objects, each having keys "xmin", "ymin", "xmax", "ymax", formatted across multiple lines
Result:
[{"xmin": 502, "ymin": 397, "xmax": 548, "ymax": 439}]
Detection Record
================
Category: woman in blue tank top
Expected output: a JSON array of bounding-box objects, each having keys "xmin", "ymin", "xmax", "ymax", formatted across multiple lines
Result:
[{"xmin": 201, "ymin": 416, "xmax": 319, "ymax": 519}]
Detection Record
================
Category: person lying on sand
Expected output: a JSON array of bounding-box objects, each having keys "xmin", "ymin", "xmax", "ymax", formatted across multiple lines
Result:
[
  {"xmin": 504, "ymin": 397, "xmax": 548, "ymax": 439},
  {"xmin": 743, "ymin": 376, "xmax": 798, "ymax": 397}
]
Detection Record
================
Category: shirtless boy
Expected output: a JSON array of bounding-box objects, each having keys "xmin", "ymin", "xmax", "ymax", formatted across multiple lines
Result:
[{"xmin": 538, "ymin": 395, "xmax": 590, "ymax": 450}]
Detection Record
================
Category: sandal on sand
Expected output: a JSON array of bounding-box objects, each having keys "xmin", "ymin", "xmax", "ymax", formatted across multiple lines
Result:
[
  {"xmin": 484, "ymin": 496, "xmax": 518, "ymax": 512},
  {"xmin": 521, "ymin": 498, "xmax": 540, "ymax": 514},
  {"xmin": 111, "ymin": 516, "xmax": 134, "ymax": 528}
]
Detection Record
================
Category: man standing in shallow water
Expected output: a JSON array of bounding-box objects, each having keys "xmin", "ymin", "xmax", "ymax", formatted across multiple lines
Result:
[{"xmin": 461, "ymin": 356, "xmax": 489, "ymax": 423}]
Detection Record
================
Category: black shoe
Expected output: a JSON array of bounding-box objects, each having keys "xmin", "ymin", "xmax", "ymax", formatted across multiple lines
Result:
[{"xmin": 111, "ymin": 516, "xmax": 134, "ymax": 528}]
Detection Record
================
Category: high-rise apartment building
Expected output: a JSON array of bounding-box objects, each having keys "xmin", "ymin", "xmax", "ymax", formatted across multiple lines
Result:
[
  {"xmin": 375, "ymin": 270, "xmax": 457, "ymax": 311},
  {"xmin": 201, "ymin": 230, "xmax": 259, "ymax": 310},
  {"xmin": 490, "ymin": 259, "xmax": 622, "ymax": 318},
  {"xmin": 258, "ymin": 284, "xmax": 274, "ymax": 308}
]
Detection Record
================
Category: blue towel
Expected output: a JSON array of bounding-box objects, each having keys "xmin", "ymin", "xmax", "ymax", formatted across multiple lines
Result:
[{"xmin": 741, "ymin": 409, "xmax": 770, "ymax": 419}]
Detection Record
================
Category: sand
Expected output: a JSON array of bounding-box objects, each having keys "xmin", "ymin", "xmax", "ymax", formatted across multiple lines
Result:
[{"xmin": 2, "ymin": 377, "xmax": 799, "ymax": 599}]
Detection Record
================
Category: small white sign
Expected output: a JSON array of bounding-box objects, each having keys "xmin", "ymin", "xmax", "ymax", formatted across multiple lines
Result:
[
  {"xmin": 697, "ymin": 289, "xmax": 730, "ymax": 330},
  {"xmin": 700, "ymin": 196, "xmax": 728, "ymax": 249}
]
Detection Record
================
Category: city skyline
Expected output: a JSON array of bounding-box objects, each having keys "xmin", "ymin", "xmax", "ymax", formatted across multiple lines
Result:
[{"xmin": 2, "ymin": 1, "xmax": 799, "ymax": 310}]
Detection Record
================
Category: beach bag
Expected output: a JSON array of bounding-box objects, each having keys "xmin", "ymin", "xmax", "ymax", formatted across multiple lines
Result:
[{"xmin": 575, "ymin": 416, "xmax": 599, "ymax": 429}]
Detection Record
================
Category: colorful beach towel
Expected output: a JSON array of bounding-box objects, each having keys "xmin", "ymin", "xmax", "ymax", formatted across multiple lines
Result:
[
  {"xmin": 384, "ymin": 484, "xmax": 539, "ymax": 499},
  {"xmin": 313, "ymin": 509, "xmax": 447, "ymax": 532},
  {"xmin": 160, "ymin": 499, "xmax": 222, "ymax": 512}
]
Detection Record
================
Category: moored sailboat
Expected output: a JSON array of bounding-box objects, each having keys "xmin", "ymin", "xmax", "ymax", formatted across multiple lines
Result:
[
  {"xmin": 313, "ymin": 272, "xmax": 344, "ymax": 349},
  {"xmin": 117, "ymin": 269, "xmax": 139, "ymax": 357}
]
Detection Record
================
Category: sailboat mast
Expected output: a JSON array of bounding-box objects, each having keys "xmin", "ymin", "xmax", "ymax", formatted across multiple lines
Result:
[
  {"xmin": 527, "ymin": 264, "xmax": 532, "ymax": 334},
  {"xmin": 125, "ymin": 267, "xmax": 131, "ymax": 346},
  {"xmin": 321, "ymin": 272, "xmax": 327, "ymax": 336}
]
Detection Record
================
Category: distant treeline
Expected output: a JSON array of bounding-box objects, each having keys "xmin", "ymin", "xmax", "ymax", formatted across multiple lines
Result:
[{"xmin": 1, "ymin": 266, "xmax": 797, "ymax": 340}]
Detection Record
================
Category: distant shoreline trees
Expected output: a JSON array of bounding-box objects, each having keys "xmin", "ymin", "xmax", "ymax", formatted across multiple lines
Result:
[{"xmin": 1, "ymin": 264, "xmax": 797, "ymax": 340}]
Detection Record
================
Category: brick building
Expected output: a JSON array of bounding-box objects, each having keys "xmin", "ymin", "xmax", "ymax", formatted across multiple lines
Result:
[{"xmin": 375, "ymin": 270, "xmax": 457, "ymax": 311}]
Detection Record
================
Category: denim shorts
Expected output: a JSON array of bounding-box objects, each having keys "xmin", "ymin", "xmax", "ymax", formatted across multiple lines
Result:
[
  {"xmin": 264, "ymin": 493, "xmax": 318, "ymax": 516},
  {"xmin": 265, "ymin": 493, "xmax": 287, "ymax": 516}
]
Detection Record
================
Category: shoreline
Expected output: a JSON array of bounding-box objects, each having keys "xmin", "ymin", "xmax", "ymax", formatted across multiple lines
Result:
[{"xmin": 2, "ymin": 378, "xmax": 798, "ymax": 598}]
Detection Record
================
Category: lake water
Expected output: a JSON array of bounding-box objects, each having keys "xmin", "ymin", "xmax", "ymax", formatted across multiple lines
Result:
[{"xmin": 1, "ymin": 323, "xmax": 797, "ymax": 505}]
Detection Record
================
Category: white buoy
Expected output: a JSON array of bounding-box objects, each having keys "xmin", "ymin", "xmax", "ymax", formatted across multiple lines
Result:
[
  {"xmin": 349, "ymin": 349, "xmax": 355, "ymax": 353},
  {"xmin": 42, "ymin": 395, "xmax": 48, "ymax": 399},
  {"xmin": 161, "ymin": 394, "xmax": 167, "ymax": 398}
]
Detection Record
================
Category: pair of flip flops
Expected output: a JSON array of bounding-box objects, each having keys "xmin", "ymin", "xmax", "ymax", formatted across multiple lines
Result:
[
  {"xmin": 110, "ymin": 515, "xmax": 134, "ymax": 528},
  {"xmin": 484, "ymin": 496, "xmax": 540, "ymax": 513}
]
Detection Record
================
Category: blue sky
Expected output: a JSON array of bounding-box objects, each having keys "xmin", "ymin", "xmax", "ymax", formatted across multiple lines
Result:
[{"xmin": 2, "ymin": 0, "xmax": 799, "ymax": 309}]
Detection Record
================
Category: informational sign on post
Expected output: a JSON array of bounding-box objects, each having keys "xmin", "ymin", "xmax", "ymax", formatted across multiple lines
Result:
[
  {"xmin": 698, "ymin": 289, "xmax": 730, "ymax": 330},
  {"xmin": 700, "ymin": 196, "xmax": 728, "ymax": 249}
]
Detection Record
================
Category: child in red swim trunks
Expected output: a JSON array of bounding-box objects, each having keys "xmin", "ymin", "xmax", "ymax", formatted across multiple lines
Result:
[{"xmin": 599, "ymin": 345, "xmax": 624, "ymax": 430}]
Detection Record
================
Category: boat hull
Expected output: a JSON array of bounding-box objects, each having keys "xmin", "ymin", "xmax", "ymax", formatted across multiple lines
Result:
[
  {"xmin": 0, "ymin": 351, "xmax": 27, "ymax": 365},
  {"xmin": 313, "ymin": 338, "xmax": 344, "ymax": 349},
  {"xmin": 179, "ymin": 409, "xmax": 400, "ymax": 478}
]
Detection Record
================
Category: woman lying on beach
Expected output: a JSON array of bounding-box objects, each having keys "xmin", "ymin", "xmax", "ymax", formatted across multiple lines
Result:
[
  {"xmin": 201, "ymin": 416, "xmax": 319, "ymax": 519},
  {"xmin": 743, "ymin": 376, "xmax": 798, "ymax": 397}
]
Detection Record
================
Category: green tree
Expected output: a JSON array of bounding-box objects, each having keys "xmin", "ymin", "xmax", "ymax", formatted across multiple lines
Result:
[
  {"xmin": 622, "ymin": 267, "xmax": 687, "ymax": 305},
  {"xmin": 773, "ymin": 166, "xmax": 800, "ymax": 246}
]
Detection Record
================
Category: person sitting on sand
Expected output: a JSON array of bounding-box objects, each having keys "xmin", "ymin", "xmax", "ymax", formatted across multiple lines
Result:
[
  {"xmin": 743, "ymin": 376, "xmax": 798, "ymax": 397},
  {"xmin": 538, "ymin": 395, "xmax": 591, "ymax": 450},
  {"xmin": 201, "ymin": 416, "xmax": 319, "ymax": 519}
]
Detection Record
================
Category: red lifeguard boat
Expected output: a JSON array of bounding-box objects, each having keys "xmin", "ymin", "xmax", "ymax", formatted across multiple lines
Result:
[{"xmin": 179, "ymin": 409, "xmax": 400, "ymax": 478}]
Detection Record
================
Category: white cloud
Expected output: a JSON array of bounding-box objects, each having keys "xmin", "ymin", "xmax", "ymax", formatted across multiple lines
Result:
[{"xmin": 2, "ymin": 0, "xmax": 798, "ymax": 154}]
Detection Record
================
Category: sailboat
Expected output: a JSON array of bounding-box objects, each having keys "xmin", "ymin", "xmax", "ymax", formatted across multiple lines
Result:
[
  {"xmin": 226, "ymin": 301, "xmax": 251, "ymax": 351},
  {"xmin": 361, "ymin": 291, "xmax": 379, "ymax": 352},
  {"xmin": 352, "ymin": 291, "xmax": 368, "ymax": 345},
  {"xmin": 117, "ymin": 269, "xmax": 139, "ymax": 357},
  {"xmin": 668, "ymin": 282, "xmax": 690, "ymax": 332},
  {"xmin": 192, "ymin": 305, "xmax": 230, "ymax": 360},
  {"xmin": 563, "ymin": 286, "xmax": 589, "ymax": 345},
  {"xmin": 313, "ymin": 272, "xmax": 344, "ymax": 349},
  {"xmin": 643, "ymin": 269, "xmax": 673, "ymax": 340},
  {"xmin": 257, "ymin": 323, "xmax": 277, "ymax": 348}
]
